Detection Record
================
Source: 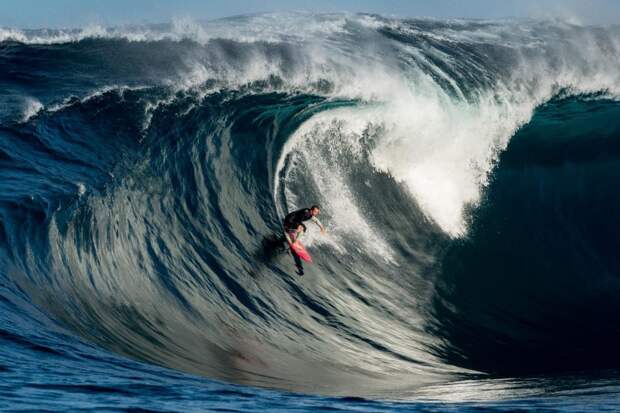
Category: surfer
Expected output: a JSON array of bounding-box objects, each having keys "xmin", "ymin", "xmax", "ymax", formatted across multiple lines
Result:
[
  {"xmin": 283, "ymin": 205, "xmax": 325, "ymax": 275},
  {"xmin": 284, "ymin": 205, "xmax": 325, "ymax": 242}
]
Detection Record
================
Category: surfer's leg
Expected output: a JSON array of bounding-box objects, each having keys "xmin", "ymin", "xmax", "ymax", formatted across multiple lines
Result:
[{"xmin": 293, "ymin": 253, "xmax": 304, "ymax": 275}]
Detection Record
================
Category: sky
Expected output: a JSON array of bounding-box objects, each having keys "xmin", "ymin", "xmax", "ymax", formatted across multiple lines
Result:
[{"xmin": 1, "ymin": 0, "xmax": 619, "ymax": 28}]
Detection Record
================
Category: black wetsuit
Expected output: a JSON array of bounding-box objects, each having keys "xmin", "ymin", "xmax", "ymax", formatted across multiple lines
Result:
[
  {"xmin": 283, "ymin": 208, "xmax": 314, "ymax": 232},
  {"xmin": 283, "ymin": 208, "xmax": 315, "ymax": 276}
]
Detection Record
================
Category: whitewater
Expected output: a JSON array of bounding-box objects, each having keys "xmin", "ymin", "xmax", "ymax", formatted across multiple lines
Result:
[{"xmin": 1, "ymin": 13, "xmax": 620, "ymax": 411}]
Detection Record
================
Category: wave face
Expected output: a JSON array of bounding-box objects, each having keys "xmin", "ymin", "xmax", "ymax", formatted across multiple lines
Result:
[{"xmin": 2, "ymin": 13, "xmax": 620, "ymax": 399}]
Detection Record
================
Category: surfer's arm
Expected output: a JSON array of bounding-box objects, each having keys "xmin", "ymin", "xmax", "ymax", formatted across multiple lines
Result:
[
  {"xmin": 312, "ymin": 217, "xmax": 326, "ymax": 233},
  {"xmin": 293, "ymin": 225, "xmax": 304, "ymax": 244}
]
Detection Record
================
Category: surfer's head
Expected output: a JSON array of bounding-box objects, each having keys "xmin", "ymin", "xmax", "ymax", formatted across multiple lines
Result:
[{"xmin": 310, "ymin": 205, "xmax": 320, "ymax": 216}]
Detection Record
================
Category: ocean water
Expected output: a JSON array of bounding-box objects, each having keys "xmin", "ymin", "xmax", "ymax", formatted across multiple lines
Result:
[{"xmin": 1, "ymin": 13, "xmax": 620, "ymax": 412}]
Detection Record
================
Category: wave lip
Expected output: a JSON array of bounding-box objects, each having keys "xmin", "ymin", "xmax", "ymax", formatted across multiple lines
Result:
[{"xmin": 0, "ymin": 13, "xmax": 351, "ymax": 45}]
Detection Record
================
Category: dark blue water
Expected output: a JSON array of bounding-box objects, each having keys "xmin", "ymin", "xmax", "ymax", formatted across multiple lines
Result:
[{"xmin": 1, "ymin": 13, "xmax": 620, "ymax": 411}]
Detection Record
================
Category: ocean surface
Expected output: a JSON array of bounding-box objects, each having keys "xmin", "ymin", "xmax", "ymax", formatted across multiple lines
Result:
[{"xmin": 1, "ymin": 13, "xmax": 620, "ymax": 412}]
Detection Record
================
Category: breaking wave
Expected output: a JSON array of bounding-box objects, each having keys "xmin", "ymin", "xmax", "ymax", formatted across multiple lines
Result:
[{"xmin": 1, "ymin": 13, "xmax": 620, "ymax": 396}]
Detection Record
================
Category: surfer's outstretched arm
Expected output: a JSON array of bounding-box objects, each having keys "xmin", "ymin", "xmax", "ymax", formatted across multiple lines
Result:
[{"xmin": 312, "ymin": 217, "xmax": 326, "ymax": 233}]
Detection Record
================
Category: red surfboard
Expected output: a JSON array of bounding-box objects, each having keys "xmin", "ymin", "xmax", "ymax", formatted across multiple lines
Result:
[
  {"xmin": 284, "ymin": 232, "xmax": 312, "ymax": 263},
  {"xmin": 289, "ymin": 241, "xmax": 312, "ymax": 262}
]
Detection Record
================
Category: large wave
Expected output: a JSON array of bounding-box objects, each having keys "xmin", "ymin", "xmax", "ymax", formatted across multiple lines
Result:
[{"xmin": 1, "ymin": 13, "xmax": 620, "ymax": 396}]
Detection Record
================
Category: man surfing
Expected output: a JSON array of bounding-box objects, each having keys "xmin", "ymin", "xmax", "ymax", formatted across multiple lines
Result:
[{"xmin": 283, "ymin": 205, "xmax": 325, "ymax": 275}]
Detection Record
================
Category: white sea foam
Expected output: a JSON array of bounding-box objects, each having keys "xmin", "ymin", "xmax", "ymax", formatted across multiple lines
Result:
[
  {"xmin": 20, "ymin": 97, "xmax": 44, "ymax": 122},
  {"xmin": 38, "ymin": 85, "xmax": 148, "ymax": 120},
  {"xmin": 76, "ymin": 182, "xmax": 86, "ymax": 197},
  {"xmin": 0, "ymin": 13, "xmax": 350, "ymax": 45}
]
